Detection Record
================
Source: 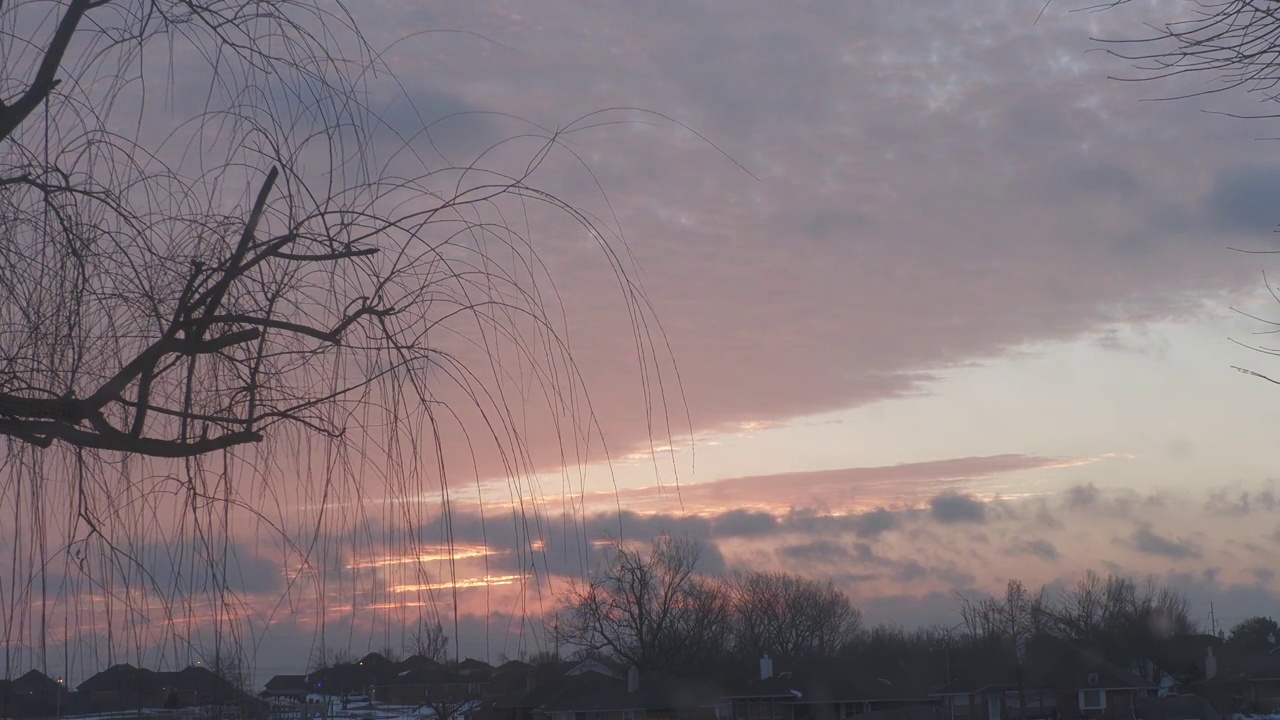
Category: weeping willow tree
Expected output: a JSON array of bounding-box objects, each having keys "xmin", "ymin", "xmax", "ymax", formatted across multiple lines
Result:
[
  {"xmin": 1094, "ymin": 0, "xmax": 1280, "ymax": 103},
  {"xmin": 1091, "ymin": 0, "xmax": 1280, "ymax": 382},
  {"xmin": 0, "ymin": 0, "xmax": 686, "ymax": 686}
]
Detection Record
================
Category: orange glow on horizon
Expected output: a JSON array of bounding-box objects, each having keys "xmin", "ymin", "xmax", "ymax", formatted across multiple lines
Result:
[
  {"xmin": 391, "ymin": 574, "xmax": 525, "ymax": 592},
  {"xmin": 347, "ymin": 545, "xmax": 494, "ymax": 569}
]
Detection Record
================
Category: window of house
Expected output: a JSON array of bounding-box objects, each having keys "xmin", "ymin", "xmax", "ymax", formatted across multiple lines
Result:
[
  {"xmin": 1079, "ymin": 690, "xmax": 1105, "ymax": 710},
  {"xmin": 624, "ymin": 711, "xmax": 637, "ymax": 720}
]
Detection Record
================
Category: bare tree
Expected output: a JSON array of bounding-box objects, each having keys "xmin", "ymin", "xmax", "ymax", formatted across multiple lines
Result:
[
  {"xmin": 729, "ymin": 571, "xmax": 862, "ymax": 660},
  {"xmin": 1054, "ymin": 572, "xmax": 1195, "ymax": 653},
  {"xmin": 1090, "ymin": 1, "xmax": 1280, "ymax": 382},
  {"xmin": 958, "ymin": 580, "xmax": 1051, "ymax": 720},
  {"xmin": 558, "ymin": 535, "xmax": 729, "ymax": 671},
  {"xmin": 1053, "ymin": 570, "xmax": 1108, "ymax": 641},
  {"xmin": 1094, "ymin": 1, "xmax": 1280, "ymax": 105},
  {"xmin": 420, "ymin": 677, "xmax": 485, "ymax": 720},
  {"xmin": 407, "ymin": 619, "xmax": 450, "ymax": 663},
  {"xmin": 0, "ymin": 0, "xmax": 692, "ymax": 681}
]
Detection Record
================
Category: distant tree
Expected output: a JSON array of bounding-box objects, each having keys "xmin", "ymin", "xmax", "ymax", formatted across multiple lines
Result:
[
  {"xmin": 419, "ymin": 679, "xmax": 483, "ymax": 720},
  {"xmin": 407, "ymin": 620, "xmax": 451, "ymax": 663},
  {"xmin": 308, "ymin": 646, "xmax": 357, "ymax": 673},
  {"xmin": 1227, "ymin": 616, "xmax": 1280, "ymax": 650},
  {"xmin": 1053, "ymin": 571, "xmax": 1195, "ymax": 671},
  {"xmin": 959, "ymin": 580, "xmax": 1052, "ymax": 720},
  {"xmin": 729, "ymin": 571, "xmax": 862, "ymax": 660},
  {"xmin": 958, "ymin": 579, "xmax": 1051, "ymax": 645},
  {"xmin": 527, "ymin": 649, "xmax": 561, "ymax": 668},
  {"xmin": 558, "ymin": 535, "xmax": 730, "ymax": 671},
  {"xmin": 205, "ymin": 646, "xmax": 253, "ymax": 712}
]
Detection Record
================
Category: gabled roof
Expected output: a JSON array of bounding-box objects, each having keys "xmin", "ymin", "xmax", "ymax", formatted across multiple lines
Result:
[
  {"xmin": 1217, "ymin": 648, "xmax": 1280, "ymax": 682},
  {"xmin": 456, "ymin": 658, "xmax": 494, "ymax": 677},
  {"xmin": 566, "ymin": 657, "xmax": 625, "ymax": 679},
  {"xmin": 726, "ymin": 661, "xmax": 931, "ymax": 703},
  {"xmin": 77, "ymin": 664, "xmax": 148, "ymax": 693},
  {"xmin": 77, "ymin": 663, "xmax": 245, "ymax": 700},
  {"xmin": 487, "ymin": 662, "xmax": 536, "ymax": 707},
  {"xmin": 265, "ymin": 674, "xmax": 308, "ymax": 693},
  {"xmin": 537, "ymin": 671, "xmax": 724, "ymax": 713},
  {"xmin": 931, "ymin": 636, "xmax": 1156, "ymax": 696},
  {"xmin": 12, "ymin": 669, "xmax": 65, "ymax": 695}
]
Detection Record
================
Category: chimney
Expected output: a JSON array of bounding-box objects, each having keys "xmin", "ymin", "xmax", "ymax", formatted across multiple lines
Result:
[
  {"xmin": 1205, "ymin": 647, "xmax": 1217, "ymax": 681},
  {"xmin": 760, "ymin": 653, "xmax": 773, "ymax": 681},
  {"xmin": 628, "ymin": 665, "xmax": 639, "ymax": 694}
]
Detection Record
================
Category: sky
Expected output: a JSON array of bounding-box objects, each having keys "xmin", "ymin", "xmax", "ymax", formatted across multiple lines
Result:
[
  {"xmin": 332, "ymin": 0, "xmax": 1280, "ymax": 651},
  {"xmin": 12, "ymin": 0, "xmax": 1280, "ymax": 685}
]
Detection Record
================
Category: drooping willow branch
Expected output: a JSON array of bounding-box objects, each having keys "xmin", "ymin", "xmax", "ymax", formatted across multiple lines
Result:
[
  {"xmin": 0, "ymin": 0, "xmax": 700, "ymax": 681},
  {"xmin": 0, "ymin": 165, "xmax": 414, "ymax": 457},
  {"xmin": 1091, "ymin": 1, "xmax": 1280, "ymax": 105}
]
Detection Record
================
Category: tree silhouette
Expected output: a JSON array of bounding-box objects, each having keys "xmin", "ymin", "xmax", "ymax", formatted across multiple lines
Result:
[
  {"xmin": 1093, "ymin": 1, "xmax": 1280, "ymax": 382},
  {"xmin": 558, "ymin": 536, "xmax": 730, "ymax": 671},
  {"xmin": 1227, "ymin": 615, "xmax": 1280, "ymax": 650},
  {"xmin": 0, "ymin": 0, "xmax": 688, "ymax": 680},
  {"xmin": 728, "ymin": 570, "xmax": 862, "ymax": 660},
  {"xmin": 1095, "ymin": 1, "xmax": 1280, "ymax": 105}
]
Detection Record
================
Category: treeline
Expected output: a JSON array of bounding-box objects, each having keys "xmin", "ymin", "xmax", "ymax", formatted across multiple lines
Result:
[{"xmin": 550, "ymin": 535, "xmax": 1214, "ymax": 673}]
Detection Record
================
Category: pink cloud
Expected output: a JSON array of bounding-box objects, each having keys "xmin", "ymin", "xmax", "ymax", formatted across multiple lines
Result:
[{"xmin": 577, "ymin": 453, "xmax": 1088, "ymax": 513}]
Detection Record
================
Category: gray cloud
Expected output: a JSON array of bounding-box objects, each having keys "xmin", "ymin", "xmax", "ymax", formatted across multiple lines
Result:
[
  {"xmin": 930, "ymin": 493, "xmax": 987, "ymax": 524},
  {"xmin": 1044, "ymin": 162, "xmax": 1143, "ymax": 200},
  {"xmin": 1204, "ymin": 166, "xmax": 1280, "ymax": 237},
  {"xmin": 331, "ymin": 0, "xmax": 1268, "ymax": 472},
  {"xmin": 777, "ymin": 540, "xmax": 850, "ymax": 564},
  {"xmin": 849, "ymin": 508, "xmax": 901, "ymax": 538},
  {"xmin": 1067, "ymin": 483, "xmax": 1100, "ymax": 509},
  {"xmin": 1129, "ymin": 526, "xmax": 1200, "ymax": 559},
  {"xmin": 377, "ymin": 88, "xmax": 504, "ymax": 160},
  {"xmin": 1206, "ymin": 486, "xmax": 1278, "ymax": 516},
  {"xmin": 1019, "ymin": 539, "xmax": 1060, "ymax": 562},
  {"xmin": 712, "ymin": 510, "xmax": 780, "ymax": 537},
  {"xmin": 137, "ymin": 538, "xmax": 284, "ymax": 597}
]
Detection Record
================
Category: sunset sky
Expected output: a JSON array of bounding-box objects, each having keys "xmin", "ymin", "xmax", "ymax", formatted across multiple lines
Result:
[
  {"xmin": 18, "ymin": 0, "xmax": 1280, "ymax": 684},
  {"xmin": 349, "ymin": 0, "xmax": 1280, "ymax": 653}
]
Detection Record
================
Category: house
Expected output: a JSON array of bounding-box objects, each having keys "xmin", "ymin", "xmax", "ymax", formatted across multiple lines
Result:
[
  {"xmin": 263, "ymin": 673, "xmax": 309, "ymax": 701},
  {"xmin": 307, "ymin": 661, "xmax": 377, "ymax": 698},
  {"xmin": 930, "ymin": 636, "xmax": 1157, "ymax": 720},
  {"xmin": 724, "ymin": 654, "xmax": 938, "ymax": 720},
  {"xmin": 373, "ymin": 662, "xmax": 433, "ymax": 705},
  {"xmin": 491, "ymin": 659, "xmax": 588, "ymax": 720},
  {"xmin": 483, "ymin": 660, "xmax": 538, "ymax": 720},
  {"xmin": 77, "ymin": 663, "xmax": 252, "ymax": 712},
  {"xmin": 535, "ymin": 664, "xmax": 726, "ymax": 720},
  {"xmin": 1195, "ymin": 644, "xmax": 1280, "ymax": 714},
  {"xmin": 0, "ymin": 669, "xmax": 69, "ymax": 718},
  {"xmin": 1132, "ymin": 695, "xmax": 1221, "ymax": 720},
  {"xmin": 364, "ymin": 656, "xmax": 495, "ymax": 710}
]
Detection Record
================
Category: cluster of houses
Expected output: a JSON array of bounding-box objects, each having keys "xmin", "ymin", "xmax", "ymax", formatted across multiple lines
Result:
[{"xmin": 3, "ymin": 634, "xmax": 1279, "ymax": 720}]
